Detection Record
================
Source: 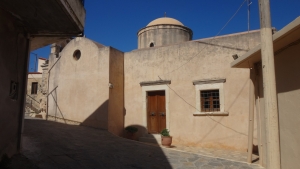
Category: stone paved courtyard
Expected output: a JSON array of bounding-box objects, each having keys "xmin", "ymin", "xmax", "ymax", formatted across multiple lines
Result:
[{"xmin": 18, "ymin": 118, "xmax": 263, "ymax": 169}]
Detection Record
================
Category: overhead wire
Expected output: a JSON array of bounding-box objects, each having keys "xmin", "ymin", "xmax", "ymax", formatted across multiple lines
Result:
[
  {"xmin": 158, "ymin": 0, "xmax": 250, "ymax": 136},
  {"xmin": 161, "ymin": 0, "xmax": 248, "ymax": 79},
  {"xmin": 167, "ymin": 81, "xmax": 248, "ymax": 136}
]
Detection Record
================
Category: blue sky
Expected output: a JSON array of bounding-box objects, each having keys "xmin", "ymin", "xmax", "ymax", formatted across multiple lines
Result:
[{"xmin": 29, "ymin": 0, "xmax": 300, "ymax": 72}]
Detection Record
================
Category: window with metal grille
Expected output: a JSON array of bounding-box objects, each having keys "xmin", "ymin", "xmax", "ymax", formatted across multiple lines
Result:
[
  {"xmin": 200, "ymin": 90, "xmax": 220, "ymax": 112},
  {"xmin": 31, "ymin": 82, "xmax": 38, "ymax": 94}
]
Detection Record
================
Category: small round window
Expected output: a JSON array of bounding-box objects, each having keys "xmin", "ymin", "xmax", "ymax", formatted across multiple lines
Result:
[
  {"xmin": 73, "ymin": 49, "xmax": 81, "ymax": 60},
  {"xmin": 150, "ymin": 42, "xmax": 154, "ymax": 47}
]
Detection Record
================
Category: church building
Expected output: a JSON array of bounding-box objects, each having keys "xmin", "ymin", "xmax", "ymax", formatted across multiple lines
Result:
[{"xmin": 46, "ymin": 17, "xmax": 262, "ymax": 151}]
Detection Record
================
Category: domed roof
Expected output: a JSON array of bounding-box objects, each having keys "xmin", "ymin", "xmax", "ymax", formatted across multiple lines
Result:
[{"xmin": 147, "ymin": 17, "xmax": 184, "ymax": 27}]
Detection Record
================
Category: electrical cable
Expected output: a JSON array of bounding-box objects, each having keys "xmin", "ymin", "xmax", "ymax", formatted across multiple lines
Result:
[
  {"xmin": 157, "ymin": 1, "xmax": 250, "ymax": 136},
  {"xmin": 158, "ymin": 76, "xmax": 248, "ymax": 136},
  {"xmin": 161, "ymin": 0, "xmax": 248, "ymax": 78}
]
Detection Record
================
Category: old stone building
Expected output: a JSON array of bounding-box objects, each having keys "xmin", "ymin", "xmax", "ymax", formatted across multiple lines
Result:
[
  {"xmin": 47, "ymin": 17, "xmax": 262, "ymax": 151},
  {"xmin": 26, "ymin": 58, "xmax": 48, "ymax": 117}
]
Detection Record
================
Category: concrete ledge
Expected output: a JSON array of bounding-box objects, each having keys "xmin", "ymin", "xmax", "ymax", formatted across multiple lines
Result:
[
  {"xmin": 140, "ymin": 80, "xmax": 171, "ymax": 86},
  {"xmin": 193, "ymin": 79, "xmax": 226, "ymax": 85},
  {"xmin": 139, "ymin": 134, "xmax": 161, "ymax": 144},
  {"xmin": 47, "ymin": 115, "xmax": 81, "ymax": 125},
  {"xmin": 193, "ymin": 112, "xmax": 229, "ymax": 116}
]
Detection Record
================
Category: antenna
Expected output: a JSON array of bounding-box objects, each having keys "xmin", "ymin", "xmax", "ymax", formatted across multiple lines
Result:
[
  {"xmin": 164, "ymin": 12, "xmax": 166, "ymax": 17},
  {"xmin": 247, "ymin": 0, "xmax": 252, "ymax": 50},
  {"xmin": 248, "ymin": 0, "xmax": 251, "ymax": 32}
]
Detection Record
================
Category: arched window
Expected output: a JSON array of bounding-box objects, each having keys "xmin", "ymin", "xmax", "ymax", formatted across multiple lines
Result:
[{"xmin": 149, "ymin": 42, "xmax": 154, "ymax": 47}]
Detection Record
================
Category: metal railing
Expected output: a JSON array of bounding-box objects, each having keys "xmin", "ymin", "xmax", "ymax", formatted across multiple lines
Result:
[{"xmin": 26, "ymin": 94, "xmax": 40, "ymax": 104}]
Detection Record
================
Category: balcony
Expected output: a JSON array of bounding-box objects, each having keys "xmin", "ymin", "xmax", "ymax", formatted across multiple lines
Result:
[{"xmin": 0, "ymin": 0, "xmax": 86, "ymax": 50}]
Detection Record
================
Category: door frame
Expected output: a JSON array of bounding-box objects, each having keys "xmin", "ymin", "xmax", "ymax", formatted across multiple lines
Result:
[{"xmin": 142, "ymin": 85, "xmax": 169, "ymax": 134}]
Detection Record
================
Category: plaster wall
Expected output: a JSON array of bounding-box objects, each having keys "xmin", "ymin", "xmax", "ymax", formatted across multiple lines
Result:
[
  {"xmin": 125, "ymin": 31, "xmax": 261, "ymax": 150},
  {"xmin": 138, "ymin": 25, "xmax": 192, "ymax": 49},
  {"xmin": 47, "ymin": 37, "xmax": 110, "ymax": 129},
  {"xmin": 108, "ymin": 48, "xmax": 124, "ymax": 136},
  {"xmin": 0, "ymin": 10, "xmax": 29, "ymax": 158},
  {"xmin": 256, "ymin": 42, "xmax": 300, "ymax": 169},
  {"xmin": 37, "ymin": 58, "xmax": 46, "ymax": 73}
]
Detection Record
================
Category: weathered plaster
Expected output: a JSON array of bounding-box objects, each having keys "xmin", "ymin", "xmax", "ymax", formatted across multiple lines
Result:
[
  {"xmin": 125, "ymin": 31, "xmax": 261, "ymax": 150},
  {"xmin": 47, "ymin": 37, "xmax": 110, "ymax": 129}
]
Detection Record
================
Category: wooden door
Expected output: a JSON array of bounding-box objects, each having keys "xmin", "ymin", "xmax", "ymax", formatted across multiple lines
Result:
[{"xmin": 147, "ymin": 91, "xmax": 166, "ymax": 134}]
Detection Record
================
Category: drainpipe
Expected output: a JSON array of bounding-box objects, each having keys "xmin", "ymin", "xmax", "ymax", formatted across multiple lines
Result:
[{"xmin": 247, "ymin": 66, "xmax": 255, "ymax": 163}]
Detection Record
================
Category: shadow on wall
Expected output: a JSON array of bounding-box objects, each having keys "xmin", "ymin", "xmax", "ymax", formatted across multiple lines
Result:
[
  {"xmin": 80, "ymin": 100, "xmax": 109, "ymax": 129},
  {"xmin": 48, "ymin": 94, "xmax": 109, "ymax": 129},
  {"xmin": 123, "ymin": 124, "xmax": 148, "ymax": 140},
  {"xmin": 22, "ymin": 119, "xmax": 172, "ymax": 168}
]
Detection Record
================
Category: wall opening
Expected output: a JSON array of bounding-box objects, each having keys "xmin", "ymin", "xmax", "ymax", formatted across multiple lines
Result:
[
  {"xmin": 149, "ymin": 42, "xmax": 154, "ymax": 47},
  {"xmin": 73, "ymin": 49, "xmax": 81, "ymax": 60}
]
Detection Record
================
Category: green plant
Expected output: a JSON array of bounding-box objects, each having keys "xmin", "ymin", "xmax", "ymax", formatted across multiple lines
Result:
[
  {"xmin": 160, "ymin": 128, "xmax": 170, "ymax": 137},
  {"xmin": 125, "ymin": 126, "xmax": 138, "ymax": 133}
]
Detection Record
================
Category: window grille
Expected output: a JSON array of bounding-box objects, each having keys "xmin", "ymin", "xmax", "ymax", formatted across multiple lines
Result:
[{"xmin": 200, "ymin": 90, "xmax": 220, "ymax": 112}]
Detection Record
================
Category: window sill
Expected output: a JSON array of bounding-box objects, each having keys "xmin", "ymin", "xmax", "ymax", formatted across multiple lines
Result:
[{"xmin": 193, "ymin": 112, "xmax": 228, "ymax": 116}]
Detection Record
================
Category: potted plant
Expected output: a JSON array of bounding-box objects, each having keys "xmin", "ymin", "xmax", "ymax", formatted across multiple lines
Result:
[
  {"xmin": 161, "ymin": 128, "xmax": 172, "ymax": 147},
  {"xmin": 125, "ymin": 126, "xmax": 138, "ymax": 140}
]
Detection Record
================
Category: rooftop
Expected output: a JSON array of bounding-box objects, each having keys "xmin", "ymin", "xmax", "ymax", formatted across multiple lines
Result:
[{"xmin": 147, "ymin": 17, "xmax": 184, "ymax": 27}]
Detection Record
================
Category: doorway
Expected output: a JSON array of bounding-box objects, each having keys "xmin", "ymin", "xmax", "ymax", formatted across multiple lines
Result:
[{"xmin": 147, "ymin": 90, "xmax": 166, "ymax": 134}]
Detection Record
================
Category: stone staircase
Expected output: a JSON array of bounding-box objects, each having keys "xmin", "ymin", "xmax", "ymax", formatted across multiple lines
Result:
[
  {"xmin": 139, "ymin": 134, "xmax": 161, "ymax": 145},
  {"xmin": 25, "ymin": 95, "xmax": 46, "ymax": 119}
]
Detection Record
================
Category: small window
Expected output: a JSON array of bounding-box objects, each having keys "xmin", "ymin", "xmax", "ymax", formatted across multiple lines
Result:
[
  {"xmin": 73, "ymin": 49, "xmax": 81, "ymax": 60},
  {"xmin": 150, "ymin": 42, "xmax": 154, "ymax": 47},
  {"xmin": 31, "ymin": 82, "xmax": 38, "ymax": 94},
  {"xmin": 193, "ymin": 79, "xmax": 227, "ymax": 116},
  {"xmin": 201, "ymin": 90, "xmax": 220, "ymax": 112}
]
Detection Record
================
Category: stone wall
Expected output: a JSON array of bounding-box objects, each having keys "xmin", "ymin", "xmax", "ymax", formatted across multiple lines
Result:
[{"xmin": 26, "ymin": 74, "xmax": 42, "ymax": 113}]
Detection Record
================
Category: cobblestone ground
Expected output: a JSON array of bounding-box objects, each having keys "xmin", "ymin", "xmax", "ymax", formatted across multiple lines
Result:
[
  {"xmin": 20, "ymin": 119, "xmax": 263, "ymax": 169},
  {"xmin": 166, "ymin": 146, "xmax": 259, "ymax": 165}
]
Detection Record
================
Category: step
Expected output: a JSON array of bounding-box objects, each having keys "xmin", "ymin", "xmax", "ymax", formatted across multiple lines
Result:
[{"xmin": 139, "ymin": 134, "xmax": 161, "ymax": 145}]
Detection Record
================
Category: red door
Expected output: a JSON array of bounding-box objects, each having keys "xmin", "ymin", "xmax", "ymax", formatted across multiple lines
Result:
[{"xmin": 147, "ymin": 91, "xmax": 166, "ymax": 134}]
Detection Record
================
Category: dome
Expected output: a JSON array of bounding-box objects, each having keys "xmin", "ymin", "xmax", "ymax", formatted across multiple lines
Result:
[{"xmin": 147, "ymin": 17, "xmax": 184, "ymax": 27}]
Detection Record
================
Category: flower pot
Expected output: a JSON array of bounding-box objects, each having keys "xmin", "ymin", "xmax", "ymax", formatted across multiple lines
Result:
[{"xmin": 161, "ymin": 136, "xmax": 172, "ymax": 146}]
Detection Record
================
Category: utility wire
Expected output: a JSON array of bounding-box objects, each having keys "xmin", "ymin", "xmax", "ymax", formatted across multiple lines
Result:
[
  {"xmin": 158, "ymin": 1, "xmax": 250, "ymax": 136},
  {"xmin": 168, "ymin": 83, "xmax": 248, "ymax": 136},
  {"xmin": 161, "ymin": 0, "xmax": 248, "ymax": 78},
  {"xmin": 158, "ymin": 76, "xmax": 248, "ymax": 136}
]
